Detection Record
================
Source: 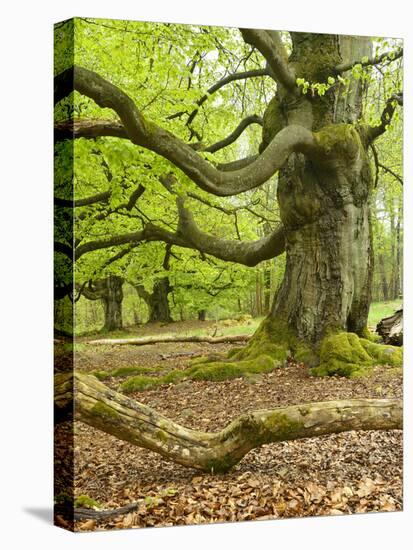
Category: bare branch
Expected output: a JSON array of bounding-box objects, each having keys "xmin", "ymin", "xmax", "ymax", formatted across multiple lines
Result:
[
  {"xmin": 217, "ymin": 155, "xmax": 259, "ymax": 171},
  {"xmin": 55, "ymin": 118, "xmax": 127, "ymax": 141},
  {"xmin": 378, "ymin": 162, "xmax": 403, "ymax": 186},
  {"xmin": 55, "ymin": 372, "xmax": 402, "ymax": 473},
  {"xmin": 54, "ymin": 190, "xmax": 111, "ymax": 208}
]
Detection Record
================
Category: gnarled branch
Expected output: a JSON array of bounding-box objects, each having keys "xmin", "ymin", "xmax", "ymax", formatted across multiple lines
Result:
[
  {"xmin": 240, "ymin": 28, "xmax": 296, "ymax": 92},
  {"xmin": 71, "ymin": 198, "xmax": 285, "ymax": 266},
  {"xmin": 167, "ymin": 67, "xmax": 270, "ymax": 125},
  {"xmin": 176, "ymin": 197, "xmax": 285, "ymax": 266},
  {"xmin": 54, "ymin": 66, "xmax": 316, "ymax": 197},
  {"xmin": 55, "ymin": 372, "xmax": 402, "ymax": 473},
  {"xmin": 368, "ymin": 92, "xmax": 403, "ymax": 142},
  {"xmin": 200, "ymin": 115, "xmax": 263, "ymax": 154}
]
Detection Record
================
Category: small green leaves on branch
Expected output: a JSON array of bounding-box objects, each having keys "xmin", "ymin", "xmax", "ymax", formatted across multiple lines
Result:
[
  {"xmin": 296, "ymin": 77, "xmax": 336, "ymax": 97},
  {"xmin": 335, "ymin": 48, "xmax": 403, "ymax": 74}
]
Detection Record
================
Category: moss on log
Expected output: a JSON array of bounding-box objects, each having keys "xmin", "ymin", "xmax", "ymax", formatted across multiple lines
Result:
[{"xmin": 55, "ymin": 372, "xmax": 402, "ymax": 473}]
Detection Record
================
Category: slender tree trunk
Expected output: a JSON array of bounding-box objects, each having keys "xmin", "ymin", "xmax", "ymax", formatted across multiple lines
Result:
[
  {"xmin": 389, "ymin": 206, "xmax": 396, "ymax": 298},
  {"xmin": 378, "ymin": 254, "xmax": 389, "ymax": 301},
  {"xmin": 101, "ymin": 276, "xmax": 124, "ymax": 331},
  {"xmin": 263, "ymin": 265, "xmax": 271, "ymax": 314},
  {"xmin": 393, "ymin": 201, "xmax": 402, "ymax": 299}
]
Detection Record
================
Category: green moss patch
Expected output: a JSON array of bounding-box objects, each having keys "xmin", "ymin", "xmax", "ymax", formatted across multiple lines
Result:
[
  {"xmin": 232, "ymin": 317, "xmax": 294, "ymax": 362},
  {"xmin": 92, "ymin": 365, "xmax": 157, "ymax": 380},
  {"xmin": 91, "ymin": 401, "xmax": 120, "ymax": 419},
  {"xmin": 119, "ymin": 354, "xmax": 281, "ymax": 393},
  {"xmin": 120, "ymin": 375, "xmax": 163, "ymax": 392},
  {"xmin": 74, "ymin": 495, "xmax": 101, "ymax": 510},
  {"xmin": 311, "ymin": 331, "xmax": 403, "ymax": 378}
]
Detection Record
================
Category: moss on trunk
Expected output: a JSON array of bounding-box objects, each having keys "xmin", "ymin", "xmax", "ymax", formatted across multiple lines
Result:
[{"xmin": 311, "ymin": 332, "xmax": 402, "ymax": 377}]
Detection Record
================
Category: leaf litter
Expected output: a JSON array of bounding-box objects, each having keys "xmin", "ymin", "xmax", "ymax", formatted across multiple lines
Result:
[{"xmin": 59, "ymin": 339, "xmax": 402, "ymax": 531}]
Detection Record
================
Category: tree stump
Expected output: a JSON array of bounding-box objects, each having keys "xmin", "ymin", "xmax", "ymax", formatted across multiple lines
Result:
[{"xmin": 376, "ymin": 307, "xmax": 403, "ymax": 346}]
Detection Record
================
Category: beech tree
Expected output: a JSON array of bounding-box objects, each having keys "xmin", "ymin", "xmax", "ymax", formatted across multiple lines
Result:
[
  {"xmin": 54, "ymin": 20, "xmax": 403, "ymax": 374},
  {"xmin": 80, "ymin": 276, "xmax": 124, "ymax": 331}
]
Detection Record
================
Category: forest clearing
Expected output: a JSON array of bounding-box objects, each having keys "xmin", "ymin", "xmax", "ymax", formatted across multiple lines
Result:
[{"xmin": 55, "ymin": 301, "xmax": 402, "ymax": 530}]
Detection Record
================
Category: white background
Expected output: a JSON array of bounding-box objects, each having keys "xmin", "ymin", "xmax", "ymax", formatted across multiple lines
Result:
[{"xmin": 0, "ymin": 0, "xmax": 411, "ymax": 548}]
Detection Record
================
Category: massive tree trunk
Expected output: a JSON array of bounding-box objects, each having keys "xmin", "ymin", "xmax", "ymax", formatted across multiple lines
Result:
[
  {"xmin": 55, "ymin": 372, "xmax": 402, "ymax": 473},
  {"xmin": 262, "ymin": 34, "xmax": 374, "ymax": 342}
]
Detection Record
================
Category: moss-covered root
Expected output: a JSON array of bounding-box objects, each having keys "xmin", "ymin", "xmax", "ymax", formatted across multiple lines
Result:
[
  {"xmin": 119, "ymin": 354, "xmax": 279, "ymax": 393},
  {"xmin": 311, "ymin": 332, "xmax": 403, "ymax": 378},
  {"xmin": 231, "ymin": 317, "xmax": 294, "ymax": 363},
  {"xmin": 117, "ymin": 317, "xmax": 320, "ymax": 393}
]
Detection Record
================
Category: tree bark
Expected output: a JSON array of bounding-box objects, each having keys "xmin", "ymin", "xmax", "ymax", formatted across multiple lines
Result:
[
  {"xmin": 377, "ymin": 308, "xmax": 403, "ymax": 346},
  {"xmin": 87, "ymin": 334, "xmax": 251, "ymax": 346},
  {"xmin": 55, "ymin": 372, "xmax": 402, "ymax": 473},
  {"xmin": 262, "ymin": 34, "xmax": 375, "ymax": 342},
  {"xmin": 148, "ymin": 277, "xmax": 173, "ymax": 323},
  {"xmin": 135, "ymin": 277, "xmax": 173, "ymax": 324},
  {"xmin": 378, "ymin": 254, "xmax": 389, "ymax": 301},
  {"xmin": 101, "ymin": 276, "xmax": 124, "ymax": 331},
  {"xmin": 80, "ymin": 276, "xmax": 124, "ymax": 332}
]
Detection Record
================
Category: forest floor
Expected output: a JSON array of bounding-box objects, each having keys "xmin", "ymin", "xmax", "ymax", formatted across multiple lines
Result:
[{"xmin": 55, "ymin": 311, "xmax": 403, "ymax": 532}]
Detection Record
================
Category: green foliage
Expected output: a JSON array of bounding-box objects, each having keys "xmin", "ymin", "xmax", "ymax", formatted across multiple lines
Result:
[{"xmin": 54, "ymin": 20, "xmax": 403, "ymax": 339}]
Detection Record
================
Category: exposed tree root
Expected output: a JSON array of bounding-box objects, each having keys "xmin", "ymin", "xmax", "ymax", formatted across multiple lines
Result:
[
  {"xmin": 311, "ymin": 332, "xmax": 403, "ymax": 377},
  {"xmin": 55, "ymin": 372, "xmax": 402, "ymax": 474}
]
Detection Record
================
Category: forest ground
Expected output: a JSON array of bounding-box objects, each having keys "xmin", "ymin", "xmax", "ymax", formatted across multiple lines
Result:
[{"xmin": 56, "ymin": 300, "xmax": 403, "ymax": 531}]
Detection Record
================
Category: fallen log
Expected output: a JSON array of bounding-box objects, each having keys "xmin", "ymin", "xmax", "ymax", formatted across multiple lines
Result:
[
  {"xmin": 87, "ymin": 334, "xmax": 251, "ymax": 346},
  {"xmin": 160, "ymin": 350, "xmax": 204, "ymax": 360},
  {"xmin": 73, "ymin": 502, "xmax": 141, "ymax": 521},
  {"xmin": 376, "ymin": 307, "xmax": 403, "ymax": 346},
  {"xmin": 55, "ymin": 372, "xmax": 402, "ymax": 473}
]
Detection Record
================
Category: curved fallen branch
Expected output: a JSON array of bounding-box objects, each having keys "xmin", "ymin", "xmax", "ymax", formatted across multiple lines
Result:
[
  {"xmin": 55, "ymin": 372, "xmax": 402, "ymax": 473},
  {"xmin": 86, "ymin": 333, "xmax": 251, "ymax": 346}
]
